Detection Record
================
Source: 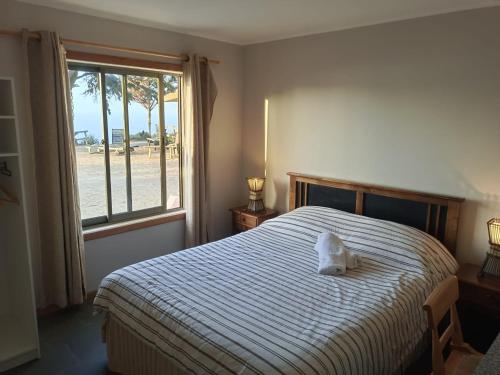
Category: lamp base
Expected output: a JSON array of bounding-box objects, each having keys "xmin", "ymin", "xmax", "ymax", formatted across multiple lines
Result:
[
  {"xmin": 478, "ymin": 248, "xmax": 500, "ymax": 278},
  {"xmin": 247, "ymin": 199, "xmax": 264, "ymax": 212}
]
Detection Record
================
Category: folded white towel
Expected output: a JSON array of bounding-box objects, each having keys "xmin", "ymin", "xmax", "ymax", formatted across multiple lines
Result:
[
  {"xmin": 314, "ymin": 232, "xmax": 346, "ymax": 275},
  {"xmin": 314, "ymin": 232, "xmax": 360, "ymax": 275},
  {"xmin": 346, "ymin": 250, "xmax": 360, "ymax": 270}
]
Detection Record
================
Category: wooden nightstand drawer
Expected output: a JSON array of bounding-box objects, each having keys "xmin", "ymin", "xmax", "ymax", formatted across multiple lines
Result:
[
  {"xmin": 240, "ymin": 213, "xmax": 258, "ymax": 227},
  {"xmin": 232, "ymin": 212, "xmax": 258, "ymax": 228},
  {"xmin": 230, "ymin": 206, "xmax": 278, "ymax": 234}
]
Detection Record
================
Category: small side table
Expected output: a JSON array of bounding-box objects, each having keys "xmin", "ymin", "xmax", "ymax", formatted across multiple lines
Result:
[
  {"xmin": 457, "ymin": 263, "xmax": 500, "ymax": 353},
  {"xmin": 457, "ymin": 263, "xmax": 500, "ymax": 316},
  {"xmin": 230, "ymin": 206, "xmax": 278, "ymax": 234}
]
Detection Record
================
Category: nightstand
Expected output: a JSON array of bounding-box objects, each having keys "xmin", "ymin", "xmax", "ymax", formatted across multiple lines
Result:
[
  {"xmin": 458, "ymin": 263, "xmax": 500, "ymax": 314},
  {"xmin": 230, "ymin": 206, "xmax": 278, "ymax": 234},
  {"xmin": 457, "ymin": 263, "xmax": 500, "ymax": 353}
]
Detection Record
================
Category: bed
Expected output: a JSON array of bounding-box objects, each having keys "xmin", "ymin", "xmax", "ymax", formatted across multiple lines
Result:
[{"xmin": 94, "ymin": 172, "xmax": 464, "ymax": 375}]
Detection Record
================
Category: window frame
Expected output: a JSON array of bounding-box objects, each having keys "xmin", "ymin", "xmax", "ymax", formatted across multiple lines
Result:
[{"xmin": 68, "ymin": 58, "xmax": 184, "ymax": 229}]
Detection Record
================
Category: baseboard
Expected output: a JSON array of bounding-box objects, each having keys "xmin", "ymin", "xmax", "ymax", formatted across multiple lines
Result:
[
  {"xmin": 37, "ymin": 290, "xmax": 98, "ymax": 317},
  {"xmin": 0, "ymin": 348, "xmax": 39, "ymax": 372}
]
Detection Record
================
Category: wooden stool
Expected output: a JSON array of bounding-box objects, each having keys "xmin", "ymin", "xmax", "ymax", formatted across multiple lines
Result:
[{"xmin": 423, "ymin": 276, "xmax": 483, "ymax": 375}]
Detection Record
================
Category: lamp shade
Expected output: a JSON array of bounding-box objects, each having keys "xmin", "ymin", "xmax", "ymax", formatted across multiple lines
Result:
[
  {"xmin": 487, "ymin": 218, "xmax": 500, "ymax": 247},
  {"xmin": 246, "ymin": 177, "xmax": 265, "ymax": 212},
  {"xmin": 246, "ymin": 177, "xmax": 265, "ymax": 192}
]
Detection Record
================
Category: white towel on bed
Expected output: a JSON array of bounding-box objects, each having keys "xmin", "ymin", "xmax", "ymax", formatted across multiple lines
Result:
[
  {"xmin": 346, "ymin": 250, "xmax": 360, "ymax": 270},
  {"xmin": 314, "ymin": 232, "xmax": 360, "ymax": 275}
]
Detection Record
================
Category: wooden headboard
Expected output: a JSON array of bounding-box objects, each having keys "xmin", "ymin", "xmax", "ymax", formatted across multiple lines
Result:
[{"xmin": 288, "ymin": 172, "xmax": 464, "ymax": 255}]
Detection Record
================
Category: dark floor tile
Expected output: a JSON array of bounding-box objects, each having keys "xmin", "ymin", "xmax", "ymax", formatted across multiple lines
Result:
[
  {"xmin": 5, "ymin": 340, "xmax": 79, "ymax": 375},
  {"xmin": 57, "ymin": 349, "xmax": 114, "ymax": 375},
  {"xmin": 38, "ymin": 305, "xmax": 102, "ymax": 344},
  {"xmin": 4, "ymin": 304, "xmax": 106, "ymax": 375},
  {"xmin": 404, "ymin": 345, "xmax": 432, "ymax": 375},
  {"xmin": 459, "ymin": 304, "xmax": 500, "ymax": 353},
  {"xmin": 5, "ymin": 301, "xmax": 496, "ymax": 374},
  {"xmin": 66, "ymin": 330, "xmax": 106, "ymax": 363}
]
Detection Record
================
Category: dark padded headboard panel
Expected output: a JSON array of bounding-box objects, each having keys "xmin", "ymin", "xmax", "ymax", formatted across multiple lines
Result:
[
  {"xmin": 306, "ymin": 184, "xmax": 357, "ymax": 213},
  {"xmin": 288, "ymin": 172, "xmax": 464, "ymax": 255}
]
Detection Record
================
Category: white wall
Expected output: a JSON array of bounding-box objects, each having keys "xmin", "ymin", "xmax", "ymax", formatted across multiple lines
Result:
[
  {"xmin": 84, "ymin": 220, "xmax": 185, "ymax": 290},
  {"xmin": 3, "ymin": 0, "xmax": 499, "ymax": 296},
  {"xmin": 0, "ymin": 0, "xmax": 246, "ymax": 297},
  {"xmin": 242, "ymin": 7, "xmax": 500, "ymax": 265}
]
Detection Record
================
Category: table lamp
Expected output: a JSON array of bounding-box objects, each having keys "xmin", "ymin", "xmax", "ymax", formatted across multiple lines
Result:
[
  {"xmin": 246, "ymin": 177, "xmax": 265, "ymax": 212},
  {"xmin": 479, "ymin": 218, "xmax": 500, "ymax": 277}
]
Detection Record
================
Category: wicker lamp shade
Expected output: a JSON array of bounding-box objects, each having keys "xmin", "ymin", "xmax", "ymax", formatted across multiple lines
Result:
[
  {"xmin": 246, "ymin": 177, "xmax": 265, "ymax": 212},
  {"xmin": 487, "ymin": 218, "xmax": 500, "ymax": 247},
  {"xmin": 479, "ymin": 218, "xmax": 500, "ymax": 278}
]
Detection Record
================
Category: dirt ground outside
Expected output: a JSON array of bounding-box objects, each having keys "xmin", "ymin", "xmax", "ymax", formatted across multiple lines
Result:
[{"xmin": 76, "ymin": 144, "xmax": 180, "ymax": 220}]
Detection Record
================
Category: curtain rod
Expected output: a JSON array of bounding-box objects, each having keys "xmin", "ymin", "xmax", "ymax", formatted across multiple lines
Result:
[{"xmin": 0, "ymin": 29, "xmax": 221, "ymax": 64}]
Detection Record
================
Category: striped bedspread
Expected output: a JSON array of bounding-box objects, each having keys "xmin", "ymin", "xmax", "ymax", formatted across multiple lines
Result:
[{"xmin": 94, "ymin": 206, "xmax": 458, "ymax": 375}]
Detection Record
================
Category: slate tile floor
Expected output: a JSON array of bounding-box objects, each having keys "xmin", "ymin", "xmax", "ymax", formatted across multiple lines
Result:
[
  {"xmin": 5, "ymin": 304, "xmax": 115, "ymax": 375},
  {"xmin": 4, "ymin": 302, "xmax": 497, "ymax": 374},
  {"xmin": 6, "ymin": 302, "xmax": 431, "ymax": 375}
]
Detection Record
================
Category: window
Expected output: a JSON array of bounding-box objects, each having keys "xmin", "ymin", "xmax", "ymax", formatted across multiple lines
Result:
[{"xmin": 69, "ymin": 63, "xmax": 182, "ymax": 227}]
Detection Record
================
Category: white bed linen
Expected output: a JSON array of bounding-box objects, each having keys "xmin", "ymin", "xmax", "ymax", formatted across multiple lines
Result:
[{"xmin": 94, "ymin": 206, "xmax": 458, "ymax": 375}]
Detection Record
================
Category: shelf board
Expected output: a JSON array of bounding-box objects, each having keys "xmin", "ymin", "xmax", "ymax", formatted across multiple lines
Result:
[
  {"xmin": 0, "ymin": 116, "xmax": 15, "ymax": 120},
  {"xmin": 0, "ymin": 153, "xmax": 18, "ymax": 158}
]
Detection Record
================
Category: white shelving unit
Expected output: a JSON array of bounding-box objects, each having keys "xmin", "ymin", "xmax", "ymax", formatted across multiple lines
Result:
[{"xmin": 0, "ymin": 77, "xmax": 40, "ymax": 371}]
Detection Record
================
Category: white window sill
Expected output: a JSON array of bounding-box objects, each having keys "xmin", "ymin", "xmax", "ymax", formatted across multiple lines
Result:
[{"xmin": 83, "ymin": 211, "xmax": 186, "ymax": 241}]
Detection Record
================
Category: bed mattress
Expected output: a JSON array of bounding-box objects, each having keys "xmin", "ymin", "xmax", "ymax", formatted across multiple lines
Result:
[{"xmin": 94, "ymin": 206, "xmax": 458, "ymax": 375}]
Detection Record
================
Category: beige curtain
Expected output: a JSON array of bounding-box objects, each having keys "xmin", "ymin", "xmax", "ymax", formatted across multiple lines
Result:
[
  {"xmin": 182, "ymin": 55, "xmax": 218, "ymax": 247},
  {"xmin": 23, "ymin": 31, "xmax": 86, "ymax": 308}
]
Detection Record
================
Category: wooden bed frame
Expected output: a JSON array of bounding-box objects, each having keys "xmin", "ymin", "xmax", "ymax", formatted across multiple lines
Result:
[{"xmin": 288, "ymin": 172, "xmax": 464, "ymax": 255}]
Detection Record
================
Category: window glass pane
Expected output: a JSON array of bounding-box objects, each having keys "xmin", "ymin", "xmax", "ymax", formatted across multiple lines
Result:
[
  {"xmin": 69, "ymin": 69, "xmax": 106, "ymax": 220},
  {"xmin": 163, "ymin": 74, "xmax": 181, "ymax": 209},
  {"xmin": 127, "ymin": 75, "xmax": 162, "ymax": 211},
  {"xmin": 70, "ymin": 66, "xmax": 182, "ymax": 225},
  {"xmin": 105, "ymin": 73, "xmax": 128, "ymax": 214}
]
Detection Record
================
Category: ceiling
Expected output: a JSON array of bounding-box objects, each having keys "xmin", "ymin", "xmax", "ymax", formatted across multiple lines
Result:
[{"xmin": 19, "ymin": 0, "xmax": 500, "ymax": 45}]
